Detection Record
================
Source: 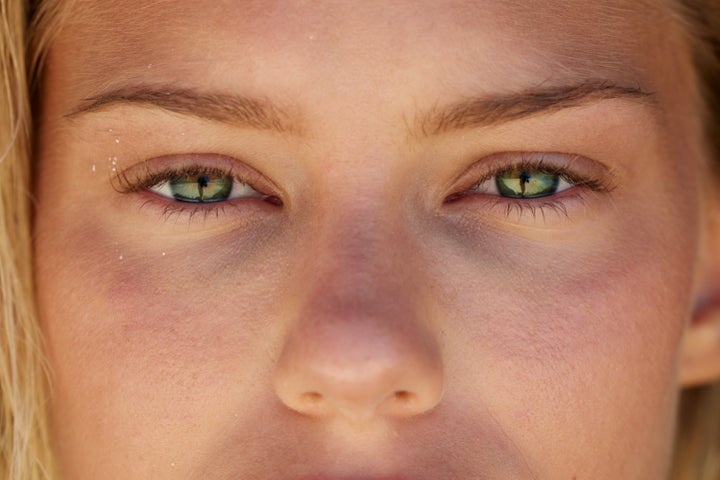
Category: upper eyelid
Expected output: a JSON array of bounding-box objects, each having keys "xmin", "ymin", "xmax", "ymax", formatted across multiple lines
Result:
[
  {"xmin": 449, "ymin": 152, "xmax": 617, "ymax": 195},
  {"xmin": 118, "ymin": 165, "xmax": 239, "ymax": 192},
  {"xmin": 112, "ymin": 154, "xmax": 281, "ymax": 198}
]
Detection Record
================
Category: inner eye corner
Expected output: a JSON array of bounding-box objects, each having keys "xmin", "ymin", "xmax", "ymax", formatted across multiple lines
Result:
[
  {"xmin": 443, "ymin": 191, "xmax": 468, "ymax": 204},
  {"xmin": 263, "ymin": 195, "xmax": 284, "ymax": 207}
]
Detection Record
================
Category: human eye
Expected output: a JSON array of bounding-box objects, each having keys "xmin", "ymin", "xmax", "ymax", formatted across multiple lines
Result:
[
  {"xmin": 114, "ymin": 154, "xmax": 282, "ymax": 221},
  {"xmin": 472, "ymin": 165, "xmax": 573, "ymax": 199},
  {"xmin": 148, "ymin": 169, "xmax": 262, "ymax": 203},
  {"xmin": 445, "ymin": 153, "xmax": 614, "ymax": 223}
]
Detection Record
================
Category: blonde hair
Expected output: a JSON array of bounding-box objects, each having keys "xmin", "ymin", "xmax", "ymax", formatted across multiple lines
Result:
[
  {"xmin": 0, "ymin": 0, "xmax": 718, "ymax": 478},
  {"xmin": 0, "ymin": 0, "xmax": 53, "ymax": 478}
]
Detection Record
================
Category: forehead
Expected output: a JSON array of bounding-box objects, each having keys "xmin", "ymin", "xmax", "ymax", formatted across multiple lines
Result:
[{"xmin": 50, "ymin": 0, "xmax": 680, "ymax": 100}]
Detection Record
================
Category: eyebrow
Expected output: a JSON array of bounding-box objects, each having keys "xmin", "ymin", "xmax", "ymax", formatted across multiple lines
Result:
[
  {"xmin": 68, "ymin": 85, "xmax": 298, "ymax": 134},
  {"xmin": 68, "ymin": 80, "xmax": 655, "ymax": 137},
  {"xmin": 419, "ymin": 81, "xmax": 656, "ymax": 137}
]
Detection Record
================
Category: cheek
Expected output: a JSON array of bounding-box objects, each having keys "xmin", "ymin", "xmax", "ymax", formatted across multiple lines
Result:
[
  {"xmin": 34, "ymin": 211, "xmax": 292, "ymax": 469},
  {"xmin": 39, "ymin": 223, "xmax": 285, "ymax": 367},
  {"xmin": 426, "ymin": 196, "xmax": 697, "ymax": 476}
]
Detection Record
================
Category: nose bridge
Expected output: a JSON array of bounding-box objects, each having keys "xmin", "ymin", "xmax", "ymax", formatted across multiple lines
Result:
[
  {"xmin": 299, "ymin": 199, "xmax": 425, "ymax": 373},
  {"xmin": 273, "ymin": 198, "xmax": 444, "ymax": 421},
  {"xmin": 308, "ymin": 199, "xmax": 408, "ymax": 310}
]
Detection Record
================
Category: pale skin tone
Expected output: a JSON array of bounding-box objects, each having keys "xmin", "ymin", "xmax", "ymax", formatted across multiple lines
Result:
[{"xmin": 33, "ymin": 0, "xmax": 720, "ymax": 478}]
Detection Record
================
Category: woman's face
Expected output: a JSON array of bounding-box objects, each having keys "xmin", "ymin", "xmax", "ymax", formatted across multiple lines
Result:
[{"xmin": 34, "ymin": 1, "xmax": 712, "ymax": 478}]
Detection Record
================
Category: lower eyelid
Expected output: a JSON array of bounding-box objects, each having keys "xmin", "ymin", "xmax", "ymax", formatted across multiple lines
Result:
[
  {"xmin": 444, "ymin": 193, "xmax": 579, "ymax": 227},
  {"xmin": 129, "ymin": 188, "xmax": 282, "ymax": 226},
  {"xmin": 442, "ymin": 176, "xmax": 609, "ymax": 229},
  {"xmin": 124, "ymin": 182, "xmax": 282, "ymax": 226}
]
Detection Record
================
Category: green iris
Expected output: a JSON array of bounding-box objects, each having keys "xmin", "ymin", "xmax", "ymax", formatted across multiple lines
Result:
[
  {"xmin": 495, "ymin": 168, "xmax": 560, "ymax": 199},
  {"xmin": 168, "ymin": 175, "xmax": 233, "ymax": 203}
]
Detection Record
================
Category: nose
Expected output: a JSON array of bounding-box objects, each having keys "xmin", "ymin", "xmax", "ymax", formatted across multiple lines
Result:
[
  {"xmin": 273, "ymin": 214, "xmax": 443, "ymax": 422},
  {"xmin": 273, "ymin": 302, "xmax": 444, "ymax": 421}
]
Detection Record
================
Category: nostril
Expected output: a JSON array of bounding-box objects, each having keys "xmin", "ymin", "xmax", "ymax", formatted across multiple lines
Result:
[
  {"xmin": 273, "ymin": 313, "xmax": 444, "ymax": 419},
  {"xmin": 394, "ymin": 390, "xmax": 412, "ymax": 403}
]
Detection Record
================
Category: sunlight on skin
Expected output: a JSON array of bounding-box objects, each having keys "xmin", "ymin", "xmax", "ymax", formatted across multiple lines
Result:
[{"xmin": 33, "ymin": 1, "xmax": 710, "ymax": 478}]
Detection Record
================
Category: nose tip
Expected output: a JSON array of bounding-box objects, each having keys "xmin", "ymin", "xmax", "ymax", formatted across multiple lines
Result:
[{"xmin": 273, "ymin": 319, "xmax": 444, "ymax": 422}]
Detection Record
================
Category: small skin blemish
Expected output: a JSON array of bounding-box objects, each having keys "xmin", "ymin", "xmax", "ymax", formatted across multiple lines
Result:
[
  {"xmin": 118, "ymin": 254, "xmax": 124, "ymax": 260},
  {"xmin": 91, "ymin": 164, "xmax": 96, "ymax": 172},
  {"xmin": 115, "ymin": 138, "xmax": 120, "ymax": 144}
]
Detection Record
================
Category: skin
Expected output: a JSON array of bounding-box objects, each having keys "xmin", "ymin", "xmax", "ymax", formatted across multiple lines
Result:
[{"xmin": 33, "ymin": 0, "xmax": 716, "ymax": 478}]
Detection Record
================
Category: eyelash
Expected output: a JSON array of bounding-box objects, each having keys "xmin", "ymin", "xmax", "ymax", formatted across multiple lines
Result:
[
  {"xmin": 113, "ymin": 160, "xmax": 282, "ymax": 221},
  {"xmin": 114, "ymin": 154, "xmax": 612, "ymax": 224},
  {"xmin": 445, "ymin": 157, "xmax": 614, "ymax": 220}
]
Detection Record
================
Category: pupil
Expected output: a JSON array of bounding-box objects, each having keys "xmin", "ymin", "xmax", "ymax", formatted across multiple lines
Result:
[
  {"xmin": 519, "ymin": 171, "xmax": 531, "ymax": 194},
  {"xmin": 198, "ymin": 176, "xmax": 210, "ymax": 188}
]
